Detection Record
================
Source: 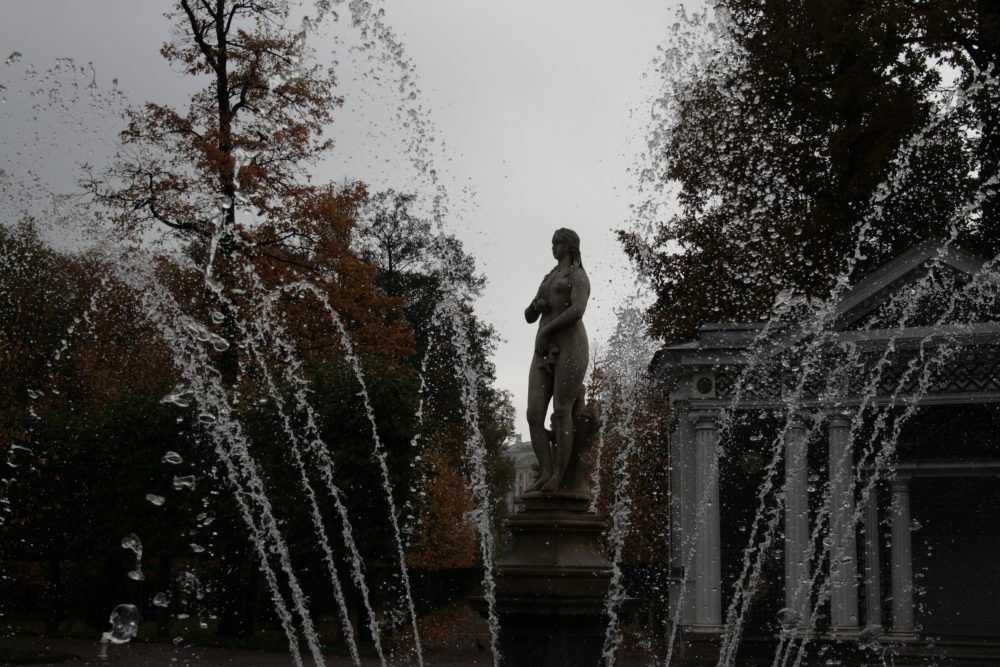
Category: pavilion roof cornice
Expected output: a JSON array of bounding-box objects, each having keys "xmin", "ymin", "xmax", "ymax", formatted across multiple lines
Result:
[
  {"xmin": 679, "ymin": 391, "xmax": 1000, "ymax": 411},
  {"xmin": 664, "ymin": 321, "xmax": 1000, "ymax": 369}
]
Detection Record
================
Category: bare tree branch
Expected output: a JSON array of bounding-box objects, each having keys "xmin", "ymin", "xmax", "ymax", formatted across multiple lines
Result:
[{"xmin": 180, "ymin": 0, "xmax": 219, "ymax": 73}]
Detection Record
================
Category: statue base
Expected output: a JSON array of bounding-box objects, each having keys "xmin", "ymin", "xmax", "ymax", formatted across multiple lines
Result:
[{"xmin": 472, "ymin": 491, "xmax": 637, "ymax": 666}]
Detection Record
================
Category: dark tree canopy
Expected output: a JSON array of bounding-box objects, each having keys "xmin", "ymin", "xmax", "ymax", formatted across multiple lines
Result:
[
  {"xmin": 353, "ymin": 189, "xmax": 514, "ymax": 544},
  {"xmin": 622, "ymin": 0, "xmax": 1000, "ymax": 343}
]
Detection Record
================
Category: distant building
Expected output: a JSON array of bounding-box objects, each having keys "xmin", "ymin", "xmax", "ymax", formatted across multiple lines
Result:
[{"xmin": 503, "ymin": 435, "xmax": 538, "ymax": 513}]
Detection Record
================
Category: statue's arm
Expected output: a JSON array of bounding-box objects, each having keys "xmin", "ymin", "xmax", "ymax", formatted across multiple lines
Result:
[
  {"xmin": 525, "ymin": 302, "xmax": 541, "ymax": 323},
  {"xmin": 525, "ymin": 288, "xmax": 550, "ymax": 324}
]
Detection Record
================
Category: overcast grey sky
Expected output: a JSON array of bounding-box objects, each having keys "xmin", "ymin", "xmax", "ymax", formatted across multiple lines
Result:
[{"xmin": 0, "ymin": 0, "xmax": 691, "ymax": 437}]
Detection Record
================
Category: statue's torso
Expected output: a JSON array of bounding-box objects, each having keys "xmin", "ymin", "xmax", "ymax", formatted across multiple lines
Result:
[{"xmin": 536, "ymin": 266, "xmax": 588, "ymax": 348}]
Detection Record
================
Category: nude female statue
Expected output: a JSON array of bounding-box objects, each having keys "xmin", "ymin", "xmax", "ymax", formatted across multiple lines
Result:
[{"xmin": 524, "ymin": 228, "xmax": 590, "ymax": 493}]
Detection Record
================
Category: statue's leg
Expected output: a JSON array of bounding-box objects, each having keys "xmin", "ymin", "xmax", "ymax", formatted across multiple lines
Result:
[
  {"xmin": 526, "ymin": 355, "xmax": 554, "ymax": 492},
  {"xmin": 542, "ymin": 345, "xmax": 588, "ymax": 492}
]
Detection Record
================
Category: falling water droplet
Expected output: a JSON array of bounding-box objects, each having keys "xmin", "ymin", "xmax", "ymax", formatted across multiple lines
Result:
[
  {"xmin": 162, "ymin": 451, "xmax": 183, "ymax": 465},
  {"xmin": 162, "ymin": 393, "xmax": 190, "ymax": 408},
  {"xmin": 173, "ymin": 475, "xmax": 196, "ymax": 490},
  {"xmin": 5, "ymin": 51, "xmax": 23, "ymax": 66},
  {"xmin": 121, "ymin": 534, "xmax": 144, "ymax": 579},
  {"xmin": 778, "ymin": 607, "xmax": 800, "ymax": 628},
  {"xmin": 190, "ymin": 543, "xmax": 205, "ymax": 553},
  {"xmin": 152, "ymin": 592, "xmax": 170, "ymax": 607},
  {"xmin": 178, "ymin": 571, "xmax": 199, "ymax": 589},
  {"xmin": 146, "ymin": 494, "xmax": 165, "ymax": 506},
  {"xmin": 121, "ymin": 533, "xmax": 141, "ymax": 554},
  {"xmin": 107, "ymin": 604, "xmax": 140, "ymax": 644}
]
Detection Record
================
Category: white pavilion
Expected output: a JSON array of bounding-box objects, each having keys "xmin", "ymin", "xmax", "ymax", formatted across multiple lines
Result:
[{"xmin": 659, "ymin": 240, "xmax": 1000, "ymax": 662}]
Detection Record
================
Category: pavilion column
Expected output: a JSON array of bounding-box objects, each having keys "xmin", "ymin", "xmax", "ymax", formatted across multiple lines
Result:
[
  {"xmin": 784, "ymin": 414, "xmax": 811, "ymax": 633},
  {"xmin": 889, "ymin": 477, "xmax": 917, "ymax": 638},
  {"xmin": 691, "ymin": 411, "xmax": 722, "ymax": 629},
  {"xmin": 827, "ymin": 413, "xmax": 860, "ymax": 635},
  {"xmin": 862, "ymin": 489, "xmax": 883, "ymax": 631},
  {"xmin": 671, "ymin": 406, "xmax": 698, "ymax": 626}
]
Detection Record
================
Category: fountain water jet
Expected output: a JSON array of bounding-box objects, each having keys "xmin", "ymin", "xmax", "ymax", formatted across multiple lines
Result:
[{"xmin": 1, "ymin": 3, "xmax": 510, "ymax": 664}]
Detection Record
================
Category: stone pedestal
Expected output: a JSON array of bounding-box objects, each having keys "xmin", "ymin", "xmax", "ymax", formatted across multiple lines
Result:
[{"xmin": 473, "ymin": 492, "xmax": 627, "ymax": 667}]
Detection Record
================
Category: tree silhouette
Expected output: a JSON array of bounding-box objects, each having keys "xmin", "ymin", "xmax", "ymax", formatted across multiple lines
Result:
[{"xmin": 622, "ymin": 0, "xmax": 980, "ymax": 343}]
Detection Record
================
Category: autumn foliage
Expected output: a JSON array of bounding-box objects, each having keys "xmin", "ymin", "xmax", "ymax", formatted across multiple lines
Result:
[
  {"xmin": 3, "ymin": 0, "xmax": 512, "ymax": 640},
  {"xmin": 406, "ymin": 437, "xmax": 478, "ymax": 571}
]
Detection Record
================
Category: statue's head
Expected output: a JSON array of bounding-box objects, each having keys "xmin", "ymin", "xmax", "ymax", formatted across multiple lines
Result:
[{"xmin": 553, "ymin": 228, "xmax": 582, "ymax": 268}]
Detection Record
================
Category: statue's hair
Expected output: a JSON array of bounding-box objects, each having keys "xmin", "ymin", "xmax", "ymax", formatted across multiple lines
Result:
[{"xmin": 554, "ymin": 228, "xmax": 583, "ymax": 268}]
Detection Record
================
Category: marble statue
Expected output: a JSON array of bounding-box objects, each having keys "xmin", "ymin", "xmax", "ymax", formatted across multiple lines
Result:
[
  {"xmin": 524, "ymin": 228, "xmax": 594, "ymax": 493},
  {"xmin": 480, "ymin": 229, "xmax": 614, "ymax": 664}
]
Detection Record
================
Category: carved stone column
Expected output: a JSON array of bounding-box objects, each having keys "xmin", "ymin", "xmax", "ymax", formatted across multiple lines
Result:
[
  {"xmin": 889, "ymin": 477, "xmax": 917, "ymax": 639},
  {"xmin": 827, "ymin": 413, "xmax": 860, "ymax": 635},
  {"xmin": 784, "ymin": 414, "xmax": 811, "ymax": 633},
  {"xmin": 690, "ymin": 411, "xmax": 722, "ymax": 630},
  {"xmin": 863, "ymin": 488, "xmax": 883, "ymax": 631}
]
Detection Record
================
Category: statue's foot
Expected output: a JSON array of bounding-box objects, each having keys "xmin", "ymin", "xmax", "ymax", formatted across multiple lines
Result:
[
  {"xmin": 525, "ymin": 475, "xmax": 550, "ymax": 493},
  {"xmin": 541, "ymin": 475, "xmax": 562, "ymax": 492}
]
